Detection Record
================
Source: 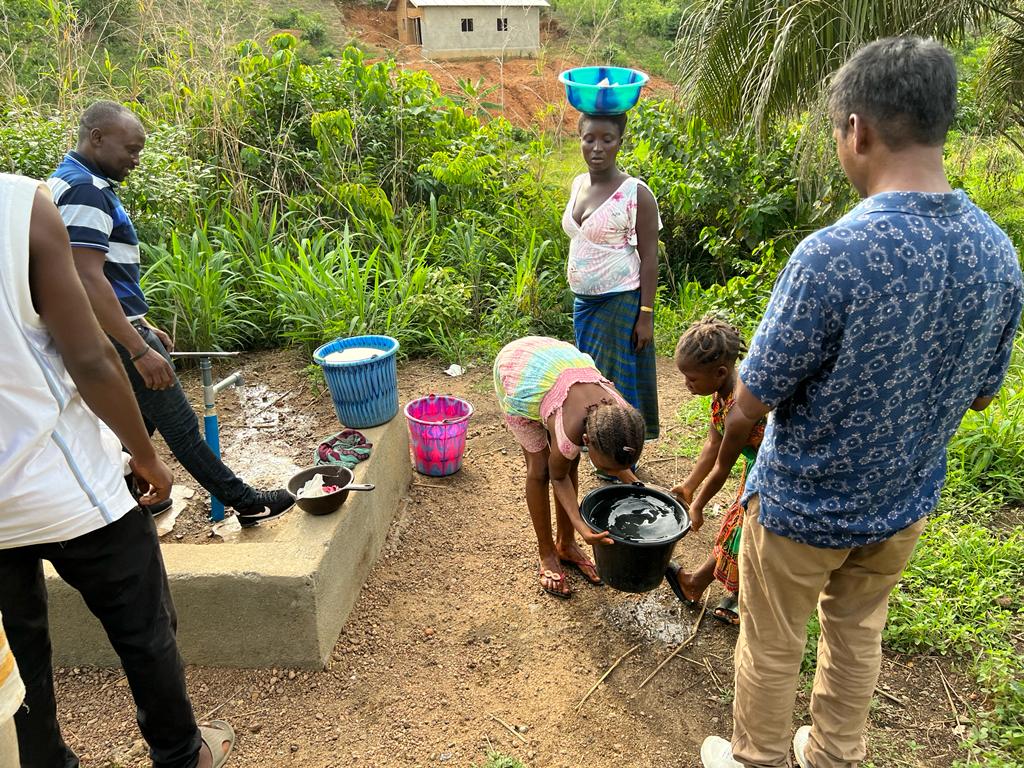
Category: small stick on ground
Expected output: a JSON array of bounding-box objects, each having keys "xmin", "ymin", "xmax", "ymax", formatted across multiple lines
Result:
[
  {"xmin": 704, "ymin": 657, "xmax": 726, "ymax": 694},
  {"xmin": 468, "ymin": 433, "xmax": 505, "ymax": 456},
  {"xmin": 874, "ymin": 686, "xmax": 906, "ymax": 707},
  {"xmin": 99, "ymin": 673, "xmax": 127, "ymax": 692},
  {"xmin": 488, "ymin": 713, "xmax": 528, "ymax": 744},
  {"xmin": 637, "ymin": 599, "xmax": 708, "ymax": 691},
  {"xmin": 200, "ymin": 683, "xmax": 247, "ymax": 720},
  {"xmin": 298, "ymin": 388, "xmax": 329, "ymax": 412},
  {"xmin": 476, "ymin": 445, "xmax": 510, "ymax": 459},
  {"xmin": 412, "ymin": 481, "xmax": 448, "ymax": 490},
  {"xmin": 575, "ymin": 643, "xmax": 641, "ymax": 713},
  {"xmin": 675, "ymin": 654, "xmax": 705, "ymax": 670},
  {"xmin": 248, "ymin": 387, "xmax": 295, "ymax": 419},
  {"xmin": 934, "ymin": 660, "xmax": 963, "ymax": 724}
]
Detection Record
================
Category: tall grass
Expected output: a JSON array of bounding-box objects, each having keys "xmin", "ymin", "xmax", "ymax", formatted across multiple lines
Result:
[
  {"xmin": 947, "ymin": 334, "xmax": 1024, "ymax": 505},
  {"xmin": 142, "ymin": 228, "xmax": 262, "ymax": 351}
]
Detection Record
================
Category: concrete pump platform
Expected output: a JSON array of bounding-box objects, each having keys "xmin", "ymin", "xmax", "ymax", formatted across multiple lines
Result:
[{"xmin": 45, "ymin": 415, "xmax": 411, "ymax": 669}]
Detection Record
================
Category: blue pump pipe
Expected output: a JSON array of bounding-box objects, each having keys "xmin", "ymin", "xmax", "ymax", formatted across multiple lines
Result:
[{"xmin": 170, "ymin": 352, "xmax": 243, "ymax": 522}]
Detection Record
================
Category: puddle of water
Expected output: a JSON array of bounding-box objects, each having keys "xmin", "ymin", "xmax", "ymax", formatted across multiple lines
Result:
[
  {"xmin": 235, "ymin": 383, "xmax": 288, "ymax": 428},
  {"xmin": 605, "ymin": 591, "xmax": 696, "ymax": 645},
  {"xmin": 217, "ymin": 384, "xmax": 310, "ymax": 489}
]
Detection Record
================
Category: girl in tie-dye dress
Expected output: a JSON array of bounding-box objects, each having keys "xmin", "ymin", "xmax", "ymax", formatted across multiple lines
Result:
[{"xmin": 494, "ymin": 336, "xmax": 646, "ymax": 598}]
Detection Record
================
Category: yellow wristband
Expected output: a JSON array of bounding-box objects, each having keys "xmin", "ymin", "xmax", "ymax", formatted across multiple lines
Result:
[{"xmin": 639, "ymin": 305, "xmax": 654, "ymax": 313}]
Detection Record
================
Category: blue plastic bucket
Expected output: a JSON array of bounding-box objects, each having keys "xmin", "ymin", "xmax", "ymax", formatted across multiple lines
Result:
[
  {"xmin": 558, "ymin": 66, "xmax": 649, "ymax": 115},
  {"xmin": 314, "ymin": 335, "xmax": 400, "ymax": 429}
]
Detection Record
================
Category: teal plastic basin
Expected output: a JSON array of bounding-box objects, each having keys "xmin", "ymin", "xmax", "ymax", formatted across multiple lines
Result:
[{"xmin": 558, "ymin": 66, "xmax": 649, "ymax": 115}]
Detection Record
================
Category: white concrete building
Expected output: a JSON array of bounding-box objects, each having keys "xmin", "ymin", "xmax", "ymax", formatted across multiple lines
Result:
[{"xmin": 386, "ymin": 0, "xmax": 550, "ymax": 60}]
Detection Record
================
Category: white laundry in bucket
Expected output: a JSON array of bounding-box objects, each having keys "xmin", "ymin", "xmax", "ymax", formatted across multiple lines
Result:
[{"xmin": 325, "ymin": 347, "xmax": 380, "ymax": 363}]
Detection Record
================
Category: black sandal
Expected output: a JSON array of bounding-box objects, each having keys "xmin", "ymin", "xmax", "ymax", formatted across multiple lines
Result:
[
  {"xmin": 664, "ymin": 563, "xmax": 700, "ymax": 607},
  {"xmin": 712, "ymin": 593, "xmax": 740, "ymax": 625}
]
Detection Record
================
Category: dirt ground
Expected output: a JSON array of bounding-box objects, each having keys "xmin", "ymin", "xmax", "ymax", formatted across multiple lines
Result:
[
  {"xmin": 50, "ymin": 349, "xmax": 971, "ymax": 767},
  {"xmin": 340, "ymin": 5, "xmax": 679, "ymax": 131}
]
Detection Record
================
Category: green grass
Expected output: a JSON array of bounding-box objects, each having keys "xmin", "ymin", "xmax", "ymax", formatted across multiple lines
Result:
[
  {"xmin": 668, "ymin": 395, "xmax": 707, "ymax": 460},
  {"xmin": 477, "ymin": 752, "xmax": 527, "ymax": 768},
  {"xmin": 887, "ymin": 514, "xmax": 1024, "ymax": 656}
]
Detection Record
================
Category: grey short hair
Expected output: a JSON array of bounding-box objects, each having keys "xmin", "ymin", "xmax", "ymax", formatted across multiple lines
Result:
[
  {"xmin": 828, "ymin": 37, "xmax": 957, "ymax": 149},
  {"xmin": 78, "ymin": 100, "xmax": 142, "ymax": 142}
]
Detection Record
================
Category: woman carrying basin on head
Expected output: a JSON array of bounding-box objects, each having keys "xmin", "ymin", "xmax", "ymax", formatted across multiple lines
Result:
[
  {"xmin": 564, "ymin": 111, "xmax": 662, "ymax": 453},
  {"xmin": 494, "ymin": 336, "xmax": 645, "ymax": 599}
]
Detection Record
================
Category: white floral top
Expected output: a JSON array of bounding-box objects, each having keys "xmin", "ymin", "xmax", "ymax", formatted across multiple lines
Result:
[{"xmin": 562, "ymin": 175, "xmax": 661, "ymax": 296}]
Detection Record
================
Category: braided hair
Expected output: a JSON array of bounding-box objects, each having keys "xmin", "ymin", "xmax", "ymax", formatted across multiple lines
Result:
[
  {"xmin": 584, "ymin": 403, "xmax": 645, "ymax": 468},
  {"xmin": 674, "ymin": 314, "xmax": 747, "ymax": 368}
]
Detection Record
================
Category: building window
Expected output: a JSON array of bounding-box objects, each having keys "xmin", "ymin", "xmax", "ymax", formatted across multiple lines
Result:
[
  {"xmin": 497, "ymin": 17, "xmax": 508, "ymax": 31},
  {"xmin": 460, "ymin": 18, "xmax": 474, "ymax": 32}
]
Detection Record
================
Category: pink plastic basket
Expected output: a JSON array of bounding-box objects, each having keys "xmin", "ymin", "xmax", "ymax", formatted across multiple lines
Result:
[{"xmin": 404, "ymin": 395, "xmax": 473, "ymax": 477}]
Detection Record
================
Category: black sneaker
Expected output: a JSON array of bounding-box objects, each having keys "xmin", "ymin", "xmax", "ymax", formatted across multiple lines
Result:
[{"xmin": 235, "ymin": 489, "xmax": 294, "ymax": 528}]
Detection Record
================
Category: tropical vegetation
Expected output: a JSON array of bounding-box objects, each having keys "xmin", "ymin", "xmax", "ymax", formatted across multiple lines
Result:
[{"xmin": 0, "ymin": 1, "xmax": 1022, "ymax": 766}]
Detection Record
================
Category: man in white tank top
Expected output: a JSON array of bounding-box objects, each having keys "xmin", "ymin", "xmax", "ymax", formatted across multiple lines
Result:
[{"xmin": 0, "ymin": 175, "xmax": 233, "ymax": 767}]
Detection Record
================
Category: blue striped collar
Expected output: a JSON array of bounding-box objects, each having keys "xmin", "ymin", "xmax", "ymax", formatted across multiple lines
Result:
[{"xmin": 66, "ymin": 151, "xmax": 114, "ymax": 188}]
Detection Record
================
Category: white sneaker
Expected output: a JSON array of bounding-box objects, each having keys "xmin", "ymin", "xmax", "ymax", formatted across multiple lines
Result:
[
  {"xmin": 793, "ymin": 725, "xmax": 812, "ymax": 768},
  {"xmin": 700, "ymin": 735, "xmax": 743, "ymax": 768}
]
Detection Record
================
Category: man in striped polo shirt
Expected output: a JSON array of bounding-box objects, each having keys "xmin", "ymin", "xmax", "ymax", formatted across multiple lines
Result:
[{"xmin": 49, "ymin": 101, "xmax": 293, "ymax": 528}]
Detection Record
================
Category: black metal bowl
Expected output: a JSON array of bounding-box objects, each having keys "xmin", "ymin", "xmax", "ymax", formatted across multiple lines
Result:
[{"xmin": 286, "ymin": 465, "xmax": 374, "ymax": 516}]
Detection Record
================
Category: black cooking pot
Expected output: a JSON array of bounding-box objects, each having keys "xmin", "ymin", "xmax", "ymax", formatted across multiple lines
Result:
[
  {"xmin": 580, "ymin": 482, "xmax": 690, "ymax": 593},
  {"xmin": 287, "ymin": 465, "xmax": 374, "ymax": 516}
]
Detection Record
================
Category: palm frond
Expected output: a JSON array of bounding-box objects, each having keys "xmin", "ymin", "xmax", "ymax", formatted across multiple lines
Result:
[
  {"xmin": 674, "ymin": 0, "xmax": 997, "ymax": 135},
  {"xmin": 979, "ymin": 19, "xmax": 1024, "ymax": 140}
]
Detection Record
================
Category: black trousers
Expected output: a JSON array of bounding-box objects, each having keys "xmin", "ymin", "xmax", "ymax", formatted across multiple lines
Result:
[
  {"xmin": 113, "ymin": 323, "xmax": 256, "ymax": 510},
  {"xmin": 0, "ymin": 509, "xmax": 201, "ymax": 768}
]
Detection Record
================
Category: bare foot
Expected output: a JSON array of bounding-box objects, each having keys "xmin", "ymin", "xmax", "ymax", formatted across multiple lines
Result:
[{"xmin": 555, "ymin": 541, "xmax": 601, "ymax": 585}]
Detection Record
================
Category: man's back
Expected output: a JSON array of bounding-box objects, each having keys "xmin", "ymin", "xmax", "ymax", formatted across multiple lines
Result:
[
  {"xmin": 0, "ymin": 174, "xmax": 137, "ymax": 548},
  {"xmin": 743, "ymin": 189, "xmax": 1022, "ymax": 548}
]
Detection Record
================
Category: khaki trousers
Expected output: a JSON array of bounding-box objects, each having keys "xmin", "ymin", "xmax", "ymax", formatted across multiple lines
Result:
[
  {"xmin": 731, "ymin": 496, "xmax": 926, "ymax": 768},
  {"xmin": 0, "ymin": 716, "xmax": 17, "ymax": 768}
]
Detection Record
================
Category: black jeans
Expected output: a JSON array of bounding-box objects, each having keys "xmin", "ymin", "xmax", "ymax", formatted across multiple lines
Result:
[
  {"xmin": 115, "ymin": 324, "xmax": 255, "ymax": 509},
  {"xmin": 0, "ymin": 509, "xmax": 202, "ymax": 768}
]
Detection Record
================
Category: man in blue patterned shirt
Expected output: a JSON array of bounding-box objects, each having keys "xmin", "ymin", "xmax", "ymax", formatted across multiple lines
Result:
[{"xmin": 699, "ymin": 38, "xmax": 1023, "ymax": 768}]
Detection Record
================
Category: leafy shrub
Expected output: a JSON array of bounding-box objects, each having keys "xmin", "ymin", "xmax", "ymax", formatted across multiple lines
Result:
[
  {"xmin": 947, "ymin": 334, "xmax": 1024, "ymax": 504},
  {"xmin": 620, "ymin": 100, "xmax": 814, "ymax": 287},
  {"xmin": 0, "ymin": 102, "xmax": 70, "ymax": 179},
  {"xmin": 886, "ymin": 514, "xmax": 1024, "ymax": 655}
]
